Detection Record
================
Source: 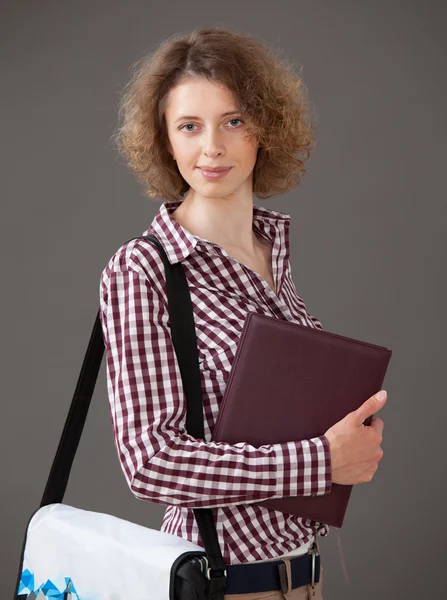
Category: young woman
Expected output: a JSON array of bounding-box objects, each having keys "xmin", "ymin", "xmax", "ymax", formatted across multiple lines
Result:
[{"xmin": 99, "ymin": 27, "xmax": 386, "ymax": 600}]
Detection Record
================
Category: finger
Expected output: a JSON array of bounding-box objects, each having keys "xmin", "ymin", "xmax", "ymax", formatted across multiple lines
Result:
[
  {"xmin": 353, "ymin": 391, "xmax": 387, "ymax": 427},
  {"xmin": 370, "ymin": 417, "xmax": 384, "ymax": 435}
]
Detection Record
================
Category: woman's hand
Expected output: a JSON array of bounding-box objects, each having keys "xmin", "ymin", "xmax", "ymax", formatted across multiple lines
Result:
[{"xmin": 324, "ymin": 391, "xmax": 387, "ymax": 486}]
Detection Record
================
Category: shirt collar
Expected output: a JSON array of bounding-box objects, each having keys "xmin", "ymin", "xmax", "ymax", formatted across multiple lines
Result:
[{"xmin": 145, "ymin": 199, "xmax": 291, "ymax": 265}]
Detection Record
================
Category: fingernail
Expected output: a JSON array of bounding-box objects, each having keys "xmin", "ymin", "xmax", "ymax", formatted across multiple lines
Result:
[{"xmin": 376, "ymin": 390, "xmax": 387, "ymax": 402}]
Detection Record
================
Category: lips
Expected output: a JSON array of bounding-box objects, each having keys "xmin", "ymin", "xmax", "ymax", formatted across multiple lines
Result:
[
  {"xmin": 197, "ymin": 166, "xmax": 232, "ymax": 180},
  {"xmin": 197, "ymin": 166, "xmax": 232, "ymax": 172}
]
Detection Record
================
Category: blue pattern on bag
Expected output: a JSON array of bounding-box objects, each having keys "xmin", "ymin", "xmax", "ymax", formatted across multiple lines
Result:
[{"xmin": 17, "ymin": 569, "xmax": 81, "ymax": 599}]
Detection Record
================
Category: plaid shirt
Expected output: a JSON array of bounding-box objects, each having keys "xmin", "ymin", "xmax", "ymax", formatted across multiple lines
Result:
[{"xmin": 99, "ymin": 199, "xmax": 332, "ymax": 565}]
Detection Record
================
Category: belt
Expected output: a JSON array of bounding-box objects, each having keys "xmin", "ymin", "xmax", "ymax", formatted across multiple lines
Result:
[{"xmin": 223, "ymin": 540, "xmax": 321, "ymax": 595}]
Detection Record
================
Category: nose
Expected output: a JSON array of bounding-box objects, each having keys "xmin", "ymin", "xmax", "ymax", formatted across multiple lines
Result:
[{"xmin": 202, "ymin": 126, "xmax": 225, "ymax": 159}]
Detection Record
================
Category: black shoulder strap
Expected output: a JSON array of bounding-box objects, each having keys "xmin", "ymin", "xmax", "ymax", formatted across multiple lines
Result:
[{"xmin": 40, "ymin": 234, "xmax": 227, "ymax": 596}]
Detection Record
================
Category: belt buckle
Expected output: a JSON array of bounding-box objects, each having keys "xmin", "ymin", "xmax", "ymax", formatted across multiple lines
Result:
[{"xmin": 310, "ymin": 539, "xmax": 319, "ymax": 591}]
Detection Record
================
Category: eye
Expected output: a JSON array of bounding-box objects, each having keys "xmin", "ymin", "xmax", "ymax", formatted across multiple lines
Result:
[
  {"xmin": 179, "ymin": 118, "xmax": 244, "ymax": 133},
  {"xmin": 179, "ymin": 123, "xmax": 197, "ymax": 132}
]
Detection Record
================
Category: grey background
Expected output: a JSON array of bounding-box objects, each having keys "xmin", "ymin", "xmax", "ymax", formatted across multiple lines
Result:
[{"xmin": 2, "ymin": 1, "xmax": 446, "ymax": 598}]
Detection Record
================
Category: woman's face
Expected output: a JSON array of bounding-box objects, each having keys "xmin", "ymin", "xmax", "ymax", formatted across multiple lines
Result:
[{"xmin": 164, "ymin": 77, "xmax": 258, "ymax": 198}]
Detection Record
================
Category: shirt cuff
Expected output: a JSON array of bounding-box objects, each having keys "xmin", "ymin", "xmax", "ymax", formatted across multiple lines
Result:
[{"xmin": 276, "ymin": 435, "xmax": 333, "ymax": 497}]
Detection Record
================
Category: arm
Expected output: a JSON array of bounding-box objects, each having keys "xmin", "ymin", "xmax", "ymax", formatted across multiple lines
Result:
[{"xmin": 99, "ymin": 250, "xmax": 332, "ymax": 509}]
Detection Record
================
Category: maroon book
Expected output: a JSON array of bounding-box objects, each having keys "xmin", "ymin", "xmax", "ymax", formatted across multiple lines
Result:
[{"xmin": 211, "ymin": 312, "xmax": 392, "ymax": 528}]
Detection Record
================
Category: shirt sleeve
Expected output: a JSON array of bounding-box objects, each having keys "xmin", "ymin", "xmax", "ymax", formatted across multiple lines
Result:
[{"xmin": 99, "ymin": 250, "xmax": 332, "ymax": 510}]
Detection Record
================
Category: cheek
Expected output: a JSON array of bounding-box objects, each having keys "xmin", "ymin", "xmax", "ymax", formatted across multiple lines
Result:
[
  {"xmin": 241, "ymin": 142, "xmax": 258, "ymax": 168},
  {"xmin": 170, "ymin": 134, "xmax": 185, "ymax": 154},
  {"xmin": 240, "ymin": 133, "xmax": 258, "ymax": 156},
  {"xmin": 169, "ymin": 130, "xmax": 192, "ymax": 152}
]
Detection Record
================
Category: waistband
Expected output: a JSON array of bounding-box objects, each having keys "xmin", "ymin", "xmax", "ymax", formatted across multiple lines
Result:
[{"xmin": 224, "ymin": 539, "xmax": 321, "ymax": 595}]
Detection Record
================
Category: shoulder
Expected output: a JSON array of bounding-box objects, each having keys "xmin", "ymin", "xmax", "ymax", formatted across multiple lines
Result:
[{"xmin": 99, "ymin": 235, "xmax": 166, "ymax": 297}]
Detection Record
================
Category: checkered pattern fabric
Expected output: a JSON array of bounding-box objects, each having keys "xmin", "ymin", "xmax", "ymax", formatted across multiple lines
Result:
[{"xmin": 99, "ymin": 199, "xmax": 332, "ymax": 565}]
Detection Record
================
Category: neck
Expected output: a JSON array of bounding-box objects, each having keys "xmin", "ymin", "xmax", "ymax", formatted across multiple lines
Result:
[{"xmin": 172, "ymin": 190, "xmax": 261, "ymax": 255}]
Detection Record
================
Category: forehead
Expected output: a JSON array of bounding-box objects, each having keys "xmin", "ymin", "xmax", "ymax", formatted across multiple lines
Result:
[{"xmin": 165, "ymin": 78, "xmax": 238, "ymax": 118}]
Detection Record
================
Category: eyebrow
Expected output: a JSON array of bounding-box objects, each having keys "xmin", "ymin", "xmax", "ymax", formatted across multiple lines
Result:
[{"xmin": 174, "ymin": 111, "xmax": 241, "ymax": 124}]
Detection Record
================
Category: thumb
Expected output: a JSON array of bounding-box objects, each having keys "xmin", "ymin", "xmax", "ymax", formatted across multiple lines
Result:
[{"xmin": 353, "ymin": 390, "xmax": 387, "ymax": 426}]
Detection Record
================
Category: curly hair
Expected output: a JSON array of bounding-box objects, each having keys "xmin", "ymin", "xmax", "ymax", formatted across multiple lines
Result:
[{"xmin": 111, "ymin": 27, "xmax": 318, "ymax": 202}]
